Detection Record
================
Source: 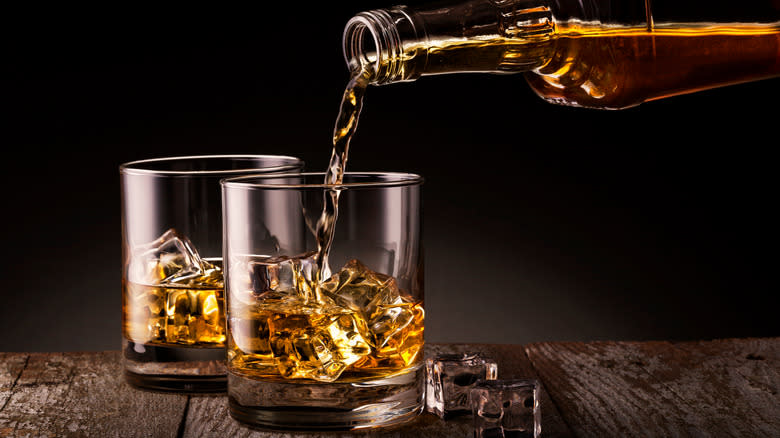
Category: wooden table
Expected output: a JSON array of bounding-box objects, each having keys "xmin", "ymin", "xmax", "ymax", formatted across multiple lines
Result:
[{"xmin": 0, "ymin": 338, "xmax": 777, "ymax": 437}]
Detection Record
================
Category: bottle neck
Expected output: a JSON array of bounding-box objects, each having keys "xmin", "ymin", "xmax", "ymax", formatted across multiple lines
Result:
[{"xmin": 342, "ymin": 0, "xmax": 558, "ymax": 84}]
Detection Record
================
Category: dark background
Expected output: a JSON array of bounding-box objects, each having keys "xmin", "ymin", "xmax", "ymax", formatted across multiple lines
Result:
[{"xmin": 3, "ymin": 3, "xmax": 777, "ymax": 352}]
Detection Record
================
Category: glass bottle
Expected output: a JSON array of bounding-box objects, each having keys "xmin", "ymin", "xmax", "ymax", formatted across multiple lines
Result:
[{"xmin": 342, "ymin": 0, "xmax": 780, "ymax": 109}]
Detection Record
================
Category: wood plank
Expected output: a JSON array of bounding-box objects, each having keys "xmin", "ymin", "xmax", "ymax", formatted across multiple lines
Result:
[
  {"xmin": 661, "ymin": 338, "xmax": 780, "ymax": 436},
  {"xmin": 0, "ymin": 351, "xmax": 188, "ymax": 438},
  {"xmin": 16, "ymin": 352, "xmax": 71, "ymax": 386},
  {"xmin": 0, "ymin": 353, "xmax": 29, "ymax": 410},
  {"xmin": 525, "ymin": 338, "xmax": 780, "ymax": 438},
  {"xmin": 526, "ymin": 340, "xmax": 701, "ymax": 438},
  {"xmin": 182, "ymin": 343, "xmax": 572, "ymax": 437}
]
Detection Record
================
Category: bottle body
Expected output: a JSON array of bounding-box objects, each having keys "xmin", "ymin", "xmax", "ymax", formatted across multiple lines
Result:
[
  {"xmin": 343, "ymin": 0, "xmax": 780, "ymax": 109},
  {"xmin": 526, "ymin": 22, "xmax": 780, "ymax": 109}
]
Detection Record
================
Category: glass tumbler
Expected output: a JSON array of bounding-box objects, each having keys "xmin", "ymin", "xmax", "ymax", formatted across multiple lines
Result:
[
  {"xmin": 120, "ymin": 155, "xmax": 304, "ymax": 392},
  {"xmin": 222, "ymin": 172, "xmax": 424, "ymax": 430}
]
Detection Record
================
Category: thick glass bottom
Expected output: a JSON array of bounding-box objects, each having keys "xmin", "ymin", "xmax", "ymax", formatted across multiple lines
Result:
[
  {"xmin": 228, "ymin": 364, "xmax": 424, "ymax": 431},
  {"xmin": 124, "ymin": 370, "xmax": 226, "ymax": 393},
  {"xmin": 122, "ymin": 338, "xmax": 226, "ymax": 393}
]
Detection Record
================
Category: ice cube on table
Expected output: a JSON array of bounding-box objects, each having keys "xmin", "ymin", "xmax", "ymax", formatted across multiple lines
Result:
[
  {"xmin": 128, "ymin": 228, "xmax": 222, "ymax": 288},
  {"xmin": 470, "ymin": 379, "xmax": 540, "ymax": 438},
  {"xmin": 425, "ymin": 353, "xmax": 498, "ymax": 418}
]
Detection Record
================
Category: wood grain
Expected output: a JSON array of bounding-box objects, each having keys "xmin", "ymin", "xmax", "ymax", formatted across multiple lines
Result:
[
  {"xmin": 0, "ymin": 351, "xmax": 187, "ymax": 438},
  {"xmin": 665, "ymin": 338, "xmax": 779, "ymax": 436},
  {"xmin": 0, "ymin": 353, "xmax": 28, "ymax": 412},
  {"xmin": 525, "ymin": 338, "xmax": 780, "ymax": 438}
]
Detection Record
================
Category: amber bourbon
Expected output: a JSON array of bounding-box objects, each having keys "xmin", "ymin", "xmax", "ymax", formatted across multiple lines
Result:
[
  {"xmin": 228, "ymin": 256, "xmax": 424, "ymax": 383},
  {"xmin": 525, "ymin": 23, "xmax": 780, "ymax": 109},
  {"xmin": 122, "ymin": 281, "xmax": 224, "ymax": 347}
]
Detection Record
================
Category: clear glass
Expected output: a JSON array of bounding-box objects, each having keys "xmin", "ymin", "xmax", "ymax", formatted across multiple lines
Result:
[
  {"xmin": 120, "ymin": 155, "xmax": 304, "ymax": 393},
  {"xmin": 222, "ymin": 172, "xmax": 424, "ymax": 430},
  {"xmin": 343, "ymin": 0, "xmax": 780, "ymax": 109}
]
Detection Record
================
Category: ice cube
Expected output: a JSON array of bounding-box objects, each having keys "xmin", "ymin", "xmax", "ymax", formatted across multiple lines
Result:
[
  {"xmin": 251, "ymin": 256, "xmax": 294, "ymax": 292},
  {"xmin": 425, "ymin": 352, "xmax": 498, "ymax": 419},
  {"xmin": 155, "ymin": 287, "xmax": 224, "ymax": 345},
  {"xmin": 318, "ymin": 259, "xmax": 424, "ymax": 366},
  {"xmin": 372, "ymin": 302, "xmax": 424, "ymax": 367},
  {"xmin": 268, "ymin": 309, "xmax": 370, "ymax": 382},
  {"xmin": 195, "ymin": 290, "xmax": 224, "ymax": 343},
  {"xmin": 128, "ymin": 229, "xmax": 222, "ymax": 288},
  {"xmin": 165, "ymin": 289, "xmax": 196, "ymax": 343},
  {"xmin": 470, "ymin": 379, "xmax": 540, "ymax": 438},
  {"xmin": 229, "ymin": 310, "xmax": 273, "ymax": 356},
  {"xmin": 227, "ymin": 257, "xmax": 271, "ymax": 307},
  {"xmin": 241, "ymin": 252, "xmax": 319, "ymax": 302},
  {"xmin": 289, "ymin": 252, "xmax": 321, "ymax": 302},
  {"xmin": 319, "ymin": 259, "xmax": 400, "ymax": 318},
  {"xmin": 124, "ymin": 282, "xmax": 167, "ymax": 343},
  {"xmin": 310, "ymin": 313, "xmax": 372, "ymax": 380},
  {"xmin": 369, "ymin": 301, "xmax": 415, "ymax": 348}
]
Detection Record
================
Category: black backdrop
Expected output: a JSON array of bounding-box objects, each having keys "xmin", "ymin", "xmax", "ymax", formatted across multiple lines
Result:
[{"xmin": 3, "ymin": 2, "xmax": 777, "ymax": 351}]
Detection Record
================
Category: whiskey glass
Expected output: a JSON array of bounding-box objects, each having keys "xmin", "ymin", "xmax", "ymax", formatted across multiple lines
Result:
[
  {"xmin": 222, "ymin": 172, "xmax": 424, "ymax": 430},
  {"xmin": 120, "ymin": 155, "xmax": 304, "ymax": 392}
]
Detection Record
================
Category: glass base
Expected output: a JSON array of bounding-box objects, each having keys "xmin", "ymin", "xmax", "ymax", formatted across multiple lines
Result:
[
  {"xmin": 124, "ymin": 370, "xmax": 226, "ymax": 393},
  {"xmin": 123, "ymin": 338, "xmax": 226, "ymax": 393},
  {"xmin": 228, "ymin": 365, "xmax": 424, "ymax": 431}
]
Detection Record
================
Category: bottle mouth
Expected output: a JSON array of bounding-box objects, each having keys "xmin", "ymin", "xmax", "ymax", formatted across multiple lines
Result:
[
  {"xmin": 342, "ymin": 14, "xmax": 382, "ymax": 74},
  {"xmin": 342, "ymin": 8, "xmax": 418, "ymax": 84}
]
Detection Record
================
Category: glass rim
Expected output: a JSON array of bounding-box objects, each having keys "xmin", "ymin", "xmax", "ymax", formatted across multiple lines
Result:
[
  {"xmin": 221, "ymin": 171, "xmax": 424, "ymax": 190},
  {"xmin": 119, "ymin": 154, "xmax": 304, "ymax": 176}
]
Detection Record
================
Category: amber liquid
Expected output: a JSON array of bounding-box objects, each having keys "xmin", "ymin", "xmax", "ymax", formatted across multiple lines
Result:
[
  {"xmin": 123, "ymin": 281, "xmax": 225, "ymax": 347},
  {"xmin": 525, "ymin": 23, "xmax": 780, "ymax": 109},
  {"xmin": 227, "ymin": 256, "xmax": 425, "ymax": 383}
]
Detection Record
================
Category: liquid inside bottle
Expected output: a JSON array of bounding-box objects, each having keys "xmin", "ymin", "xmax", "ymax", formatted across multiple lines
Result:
[{"xmin": 529, "ymin": 23, "xmax": 780, "ymax": 109}]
